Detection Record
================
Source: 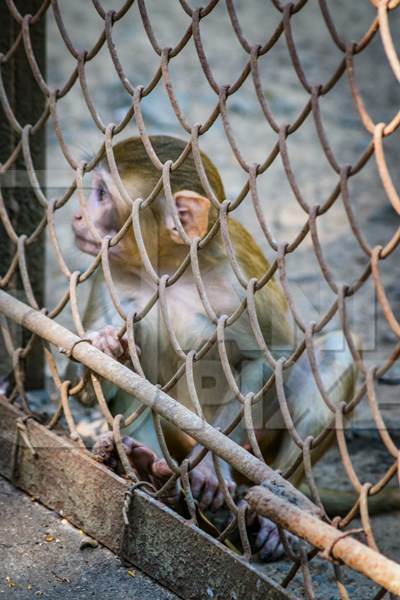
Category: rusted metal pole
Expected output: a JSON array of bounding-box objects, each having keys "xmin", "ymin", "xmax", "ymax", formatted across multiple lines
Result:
[
  {"xmin": 246, "ymin": 485, "xmax": 400, "ymax": 596},
  {"xmin": 1, "ymin": 288, "xmax": 400, "ymax": 593}
]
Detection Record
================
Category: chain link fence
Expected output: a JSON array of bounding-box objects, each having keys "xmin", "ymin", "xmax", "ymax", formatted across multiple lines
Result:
[{"xmin": 1, "ymin": 1, "xmax": 400, "ymax": 598}]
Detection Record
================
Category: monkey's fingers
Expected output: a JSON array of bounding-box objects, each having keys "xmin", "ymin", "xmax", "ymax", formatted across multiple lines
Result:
[
  {"xmin": 92, "ymin": 431, "xmax": 119, "ymax": 470},
  {"xmin": 120, "ymin": 333, "xmax": 141, "ymax": 359},
  {"xmin": 87, "ymin": 326, "xmax": 125, "ymax": 360},
  {"xmin": 116, "ymin": 453, "xmax": 179, "ymax": 507},
  {"xmin": 254, "ymin": 516, "xmax": 282, "ymax": 561},
  {"xmin": 121, "ymin": 436, "xmax": 157, "ymax": 475},
  {"xmin": 122, "ymin": 436, "xmax": 172, "ymax": 487},
  {"xmin": 103, "ymin": 327, "xmax": 125, "ymax": 359},
  {"xmin": 211, "ymin": 478, "xmax": 236, "ymax": 512}
]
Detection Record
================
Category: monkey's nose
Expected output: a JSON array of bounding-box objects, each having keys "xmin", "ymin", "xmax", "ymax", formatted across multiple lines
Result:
[{"xmin": 74, "ymin": 212, "xmax": 83, "ymax": 221}]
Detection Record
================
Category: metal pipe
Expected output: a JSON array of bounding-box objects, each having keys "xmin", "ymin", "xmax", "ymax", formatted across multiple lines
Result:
[{"xmin": 246, "ymin": 485, "xmax": 400, "ymax": 595}]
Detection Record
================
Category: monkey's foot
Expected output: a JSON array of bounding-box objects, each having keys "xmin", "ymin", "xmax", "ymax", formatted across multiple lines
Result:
[
  {"xmin": 121, "ymin": 435, "xmax": 173, "ymax": 482},
  {"xmin": 246, "ymin": 510, "xmax": 298, "ymax": 562},
  {"xmin": 190, "ymin": 461, "xmax": 236, "ymax": 512},
  {"xmin": 92, "ymin": 432, "xmax": 175, "ymax": 495},
  {"xmin": 87, "ymin": 326, "xmax": 140, "ymax": 361}
]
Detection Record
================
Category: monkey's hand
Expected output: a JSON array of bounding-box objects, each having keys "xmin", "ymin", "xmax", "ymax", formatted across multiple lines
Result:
[
  {"xmin": 189, "ymin": 455, "xmax": 236, "ymax": 513},
  {"xmin": 244, "ymin": 505, "xmax": 298, "ymax": 562},
  {"xmin": 87, "ymin": 326, "xmax": 140, "ymax": 363}
]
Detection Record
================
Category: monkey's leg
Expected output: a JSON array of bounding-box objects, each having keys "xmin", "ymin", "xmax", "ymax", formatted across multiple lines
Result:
[
  {"xmin": 188, "ymin": 359, "xmax": 269, "ymax": 511},
  {"xmin": 237, "ymin": 358, "xmax": 298, "ymax": 561},
  {"xmin": 110, "ymin": 397, "xmax": 165, "ymax": 460},
  {"xmin": 159, "ymin": 409, "xmax": 238, "ymax": 512},
  {"xmin": 79, "ymin": 325, "xmax": 171, "ymax": 476},
  {"xmin": 269, "ymin": 330, "xmax": 358, "ymax": 484},
  {"xmin": 245, "ymin": 332, "xmax": 357, "ymax": 561}
]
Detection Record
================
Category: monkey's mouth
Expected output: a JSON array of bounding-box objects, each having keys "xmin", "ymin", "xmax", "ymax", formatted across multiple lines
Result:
[{"xmin": 74, "ymin": 233, "xmax": 101, "ymax": 255}]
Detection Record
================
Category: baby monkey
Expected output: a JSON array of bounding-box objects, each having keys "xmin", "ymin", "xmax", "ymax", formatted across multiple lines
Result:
[{"xmin": 72, "ymin": 135, "xmax": 357, "ymax": 561}]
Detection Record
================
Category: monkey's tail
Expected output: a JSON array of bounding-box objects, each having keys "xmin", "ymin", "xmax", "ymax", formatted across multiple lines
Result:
[{"xmin": 300, "ymin": 485, "xmax": 400, "ymax": 517}]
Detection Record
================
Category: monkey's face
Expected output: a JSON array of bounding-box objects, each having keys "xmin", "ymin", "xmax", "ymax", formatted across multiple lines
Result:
[
  {"xmin": 72, "ymin": 171, "xmax": 120, "ymax": 257},
  {"xmin": 72, "ymin": 166, "xmax": 215, "ymax": 271}
]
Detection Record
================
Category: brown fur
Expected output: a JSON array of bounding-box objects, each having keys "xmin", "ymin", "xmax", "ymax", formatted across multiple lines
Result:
[{"xmin": 106, "ymin": 136, "xmax": 288, "ymax": 342}]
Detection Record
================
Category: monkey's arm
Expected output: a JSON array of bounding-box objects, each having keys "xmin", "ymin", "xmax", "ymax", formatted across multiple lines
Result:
[
  {"xmin": 65, "ymin": 326, "xmax": 128, "ymax": 406},
  {"xmin": 170, "ymin": 357, "xmax": 277, "ymax": 511},
  {"xmin": 63, "ymin": 272, "xmax": 122, "ymax": 404}
]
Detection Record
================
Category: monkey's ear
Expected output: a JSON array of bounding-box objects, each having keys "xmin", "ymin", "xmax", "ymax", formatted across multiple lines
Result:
[{"xmin": 168, "ymin": 190, "xmax": 211, "ymax": 244}]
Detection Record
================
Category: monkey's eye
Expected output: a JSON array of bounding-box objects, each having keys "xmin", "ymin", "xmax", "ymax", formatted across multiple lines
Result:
[{"xmin": 98, "ymin": 184, "xmax": 107, "ymax": 202}]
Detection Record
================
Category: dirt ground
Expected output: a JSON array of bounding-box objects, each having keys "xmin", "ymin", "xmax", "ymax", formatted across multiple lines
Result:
[
  {"xmin": 0, "ymin": 476, "xmax": 178, "ymax": 600},
  {"xmin": 6, "ymin": 1, "xmax": 400, "ymax": 599}
]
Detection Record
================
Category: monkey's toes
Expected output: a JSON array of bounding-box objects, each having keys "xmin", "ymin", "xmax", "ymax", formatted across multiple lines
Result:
[
  {"xmin": 92, "ymin": 432, "xmax": 118, "ymax": 469},
  {"xmin": 121, "ymin": 437, "xmax": 173, "ymax": 484},
  {"xmin": 250, "ymin": 514, "xmax": 297, "ymax": 562},
  {"xmin": 151, "ymin": 458, "xmax": 174, "ymax": 479},
  {"xmin": 190, "ymin": 465, "xmax": 235, "ymax": 512}
]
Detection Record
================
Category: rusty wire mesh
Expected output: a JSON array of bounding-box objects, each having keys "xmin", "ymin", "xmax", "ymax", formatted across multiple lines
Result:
[{"xmin": 1, "ymin": 0, "xmax": 400, "ymax": 598}]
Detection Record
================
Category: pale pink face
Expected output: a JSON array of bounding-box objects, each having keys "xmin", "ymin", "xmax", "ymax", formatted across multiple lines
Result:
[{"xmin": 72, "ymin": 171, "xmax": 119, "ymax": 256}]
